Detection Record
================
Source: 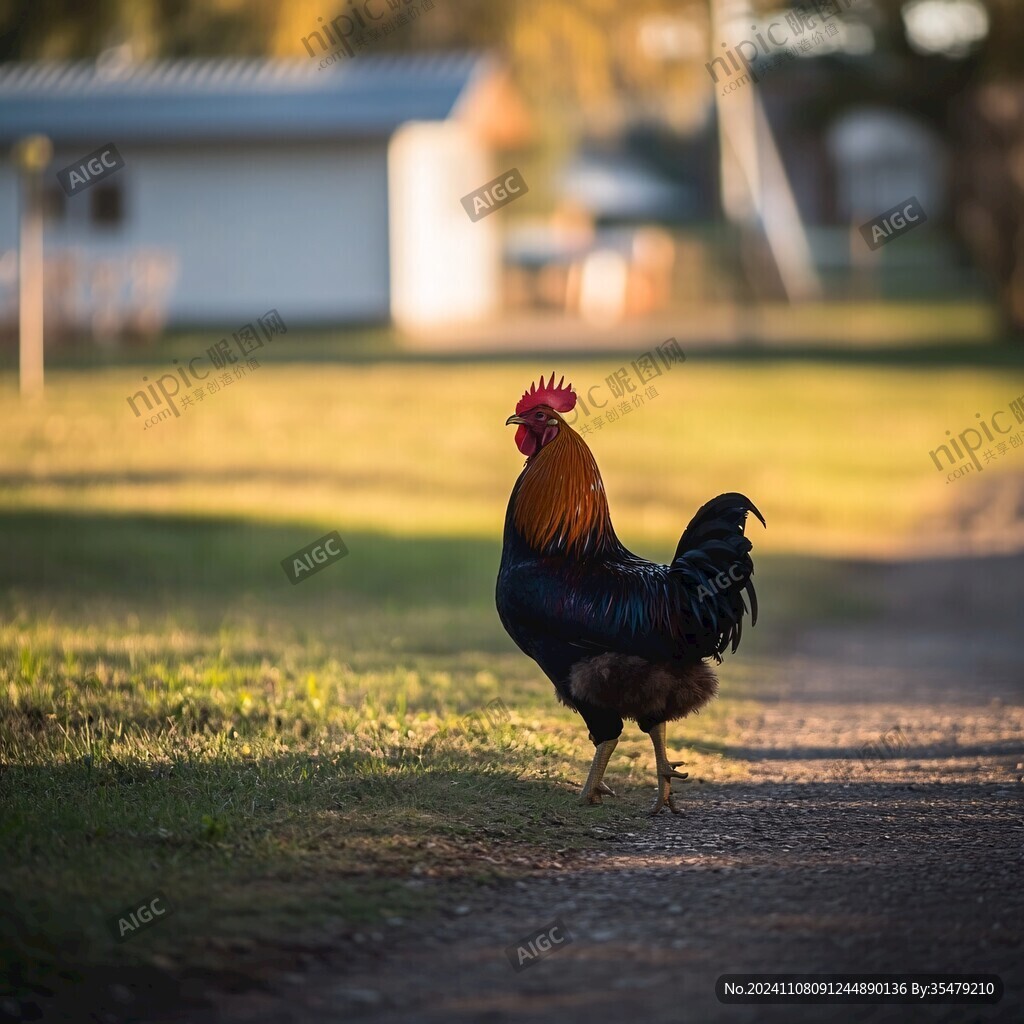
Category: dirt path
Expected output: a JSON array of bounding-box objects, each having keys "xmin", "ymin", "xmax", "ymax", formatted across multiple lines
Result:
[{"xmin": 185, "ymin": 553, "xmax": 1023, "ymax": 1024}]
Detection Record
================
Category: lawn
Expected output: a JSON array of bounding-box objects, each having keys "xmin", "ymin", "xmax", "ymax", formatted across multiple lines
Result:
[{"xmin": 1, "ymin": 349, "xmax": 1021, "ymax": 989}]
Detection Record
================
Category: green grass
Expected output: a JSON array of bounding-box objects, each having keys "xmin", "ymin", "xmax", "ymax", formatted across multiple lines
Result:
[{"xmin": 0, "ymin": 353, "xmax": 1020, "ymax": 987}]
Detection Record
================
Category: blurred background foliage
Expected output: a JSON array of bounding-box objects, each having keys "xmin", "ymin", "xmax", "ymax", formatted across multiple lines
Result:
[{"xmin": 1, "ymin": 0, "xmax": 1021, "ymax": 99}]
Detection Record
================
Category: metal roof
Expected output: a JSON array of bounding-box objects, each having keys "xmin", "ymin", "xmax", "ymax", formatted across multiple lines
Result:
[{"xmin": 0, "ymin": 52, "xmax": 492, "ymax": 145}]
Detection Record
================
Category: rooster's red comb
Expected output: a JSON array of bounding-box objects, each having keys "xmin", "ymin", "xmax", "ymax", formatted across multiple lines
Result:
[{"xmin": 515, "ymin": 373, "xmax": 576, "ymax": 416}]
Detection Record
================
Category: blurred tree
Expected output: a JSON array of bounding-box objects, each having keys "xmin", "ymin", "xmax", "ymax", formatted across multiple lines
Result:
[
  {"xmin": 0, "ymin": 0, "xmax": 1019, "ymax": 88},
  {"xmin": 0, "ymin": 0, "xmax": 275, "ymax": 62}
]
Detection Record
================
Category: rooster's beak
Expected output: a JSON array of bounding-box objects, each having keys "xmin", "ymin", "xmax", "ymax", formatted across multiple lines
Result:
[{"xmin": 505, "ymin": 415, "xmax": 528, "ymax": 426}]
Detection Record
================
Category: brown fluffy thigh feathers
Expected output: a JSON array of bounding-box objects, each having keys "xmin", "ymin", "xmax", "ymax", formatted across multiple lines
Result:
[{"xmin": 568, "ymin": 653, "xmax": 718, "ymax": 722}]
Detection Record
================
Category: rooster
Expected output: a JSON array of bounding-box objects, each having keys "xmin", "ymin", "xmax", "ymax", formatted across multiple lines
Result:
[{"xmin": 496, "ymin": 373, "xmax": 764, "ymax": 814}]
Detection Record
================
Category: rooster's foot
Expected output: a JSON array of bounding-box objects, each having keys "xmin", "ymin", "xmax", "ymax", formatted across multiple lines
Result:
[
  {"xmin": 647, "ymin": 723, "xmax": 688, "ymax": 815},
  {"xmin": 579, "ymin": 738, "xmax": 618, "ymax": 805},
  {"xmin": 582, "ymin": 781, "xmax": 618, "ymax": 805},
  {"xmin": 649, "ymin": 773, "xmax": 686, "ymax": 815}
]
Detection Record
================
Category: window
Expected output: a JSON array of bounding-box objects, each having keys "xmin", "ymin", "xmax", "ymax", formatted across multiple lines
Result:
[
  {"xmin": 91, "ymin": 183, "xmax": 123, "ymax": 227},
  {"xmin": 42, "ymin": 185, "xmax": 66, "ymax": 224}
]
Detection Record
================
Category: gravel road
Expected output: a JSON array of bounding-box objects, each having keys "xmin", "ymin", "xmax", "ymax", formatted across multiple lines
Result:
[{"xmin": 188, "ymin": 551, "xmax": 1023, "ymax": 1024}]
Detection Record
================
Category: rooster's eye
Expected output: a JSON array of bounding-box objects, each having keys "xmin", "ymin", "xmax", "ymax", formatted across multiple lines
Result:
[{"xmin": 535, "ymin": 411, "xmax": 545, "ymax": 419}]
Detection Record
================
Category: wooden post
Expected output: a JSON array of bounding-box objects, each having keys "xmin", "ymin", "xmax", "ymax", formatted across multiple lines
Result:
[{"xmin": 13, "ymin": 135, "xmax": 52, "ymax": 397}]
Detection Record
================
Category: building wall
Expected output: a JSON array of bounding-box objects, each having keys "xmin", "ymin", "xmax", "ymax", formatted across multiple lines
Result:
[
  {"xmin": 389, "ymin": 121, "xmax": 500, "ymax": 332},
  {"xmin": 0, "ymin": 139, "xmax": 392, "ymax": 327}
]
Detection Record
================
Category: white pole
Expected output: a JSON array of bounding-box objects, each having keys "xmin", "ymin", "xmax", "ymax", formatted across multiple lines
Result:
[
  {"xmin": 709, "ymin": 1, "xmax": 820, "ymax": 303},
  {"xmin": 14, "ymin": 135, "xmax": 52, "ymax": 398}
]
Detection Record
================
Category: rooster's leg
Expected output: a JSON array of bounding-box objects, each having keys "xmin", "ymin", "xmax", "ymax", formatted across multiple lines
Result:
[
  {"xmin": 648, "ymin": 721, "xmax": 688, "ymax": 815},
  {"xmin": 580, "ymin": 738, "xmax": 618, "ymax": 805}
]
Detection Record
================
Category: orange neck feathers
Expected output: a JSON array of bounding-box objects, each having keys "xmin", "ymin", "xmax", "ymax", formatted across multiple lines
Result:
[{"xmin": 513, "ymin": 422, "xmax": 617, "ymax": 557}]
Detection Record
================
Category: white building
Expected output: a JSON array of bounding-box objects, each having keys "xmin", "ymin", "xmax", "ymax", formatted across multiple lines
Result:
[{"xmin": 0, "ymin": 52, "xmax": 528, "ymax": 337}]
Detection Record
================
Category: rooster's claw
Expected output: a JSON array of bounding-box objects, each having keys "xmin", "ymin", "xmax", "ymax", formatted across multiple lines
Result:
[
  {"xmin": 581, "ymin": 781, "xmax": 617, "ymax": 805},
  {"xmin": 649, "ymin": 789, "xmax": 684, "ymax": 815}
]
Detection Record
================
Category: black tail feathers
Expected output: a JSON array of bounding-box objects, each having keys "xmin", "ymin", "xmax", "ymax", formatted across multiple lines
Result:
[{"xmin": 669, "ymin": 492, "xmax": 765, "ymax": 659}]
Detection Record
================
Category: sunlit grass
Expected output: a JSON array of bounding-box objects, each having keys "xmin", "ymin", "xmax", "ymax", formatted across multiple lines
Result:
[{"xmin": 2, "ymin": 359, "xmax": 1019, "ymax": 554}]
